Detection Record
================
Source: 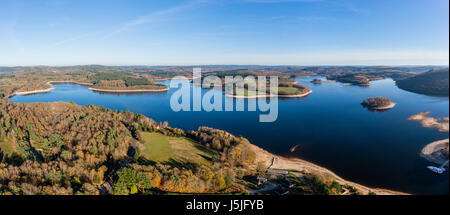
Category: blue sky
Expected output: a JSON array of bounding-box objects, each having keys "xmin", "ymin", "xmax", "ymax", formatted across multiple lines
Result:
[{"xmin": 0, "ymin": 0, "xmax": 448, "ymax": 66}]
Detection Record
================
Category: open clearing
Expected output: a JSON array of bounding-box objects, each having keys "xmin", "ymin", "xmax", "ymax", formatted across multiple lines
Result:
[
  {"xmin": 168, "ymin": 136, "xmax": 213, "ymax": 166},
  {"xmin": 232, "ymin": 88, "xmax": 266, "ymax": 96},
  {"xmin": 141, "ymin": 132, "xmax": 213, "ymax": 165},
  {"xmin": 278, "ymin": 87, "xmax": 299, "ymax": 95},
  {"xmin": 141, "ymin": 132, "xmax": 174, "ymax": 162}
]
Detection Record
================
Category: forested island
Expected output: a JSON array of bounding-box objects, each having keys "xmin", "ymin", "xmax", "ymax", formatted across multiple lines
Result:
[
  {"xmin": 361, "ymin": 97, "xmax": 397, "ymax": 111},
  {"xmin": 327, "ymin": 74, "xmax": 372, "ymax": 86},
  {"xmin": 310, "ymin": 79, "xmax": 329, "ymax": 84}
]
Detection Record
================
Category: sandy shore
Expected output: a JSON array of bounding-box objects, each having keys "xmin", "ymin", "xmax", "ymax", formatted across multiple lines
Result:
[
  {"xmin": 420, "ymin": 139, "xmax": 449, "ymax": 165},
  {"xmin": 9, "ymin": 81, "xmax": 93, "ymax": 97},
  {"xmin": 371, "ymin": 102, "xmax": 397, "ymax": 110},
  {"xmin": 341, "ymin": 83, "xmax": 371, "ymax": 87},
  {"xmin": 47, "ymin": 81, "xmax": 93, "ymax": 86},
  {"xmin": 408, "ymin": 112, "xmax": 449, "ymax": 132},
  {"xmin": 248, "ymin": 143, "xmax": 408, "ymax": 195},
  {"xmin": 11, "ymin": 88, "xmax": 54, "ymax": 96},
  {"xmin": 8, "ymin": 80, "xmax": 170, "ymax": 97},
  {"xmin": 225, "ymin": 89, "xmax": 312, "ymax": 99}
]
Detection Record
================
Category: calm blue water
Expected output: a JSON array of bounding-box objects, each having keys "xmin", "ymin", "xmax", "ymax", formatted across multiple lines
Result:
[{"xmin": 11, "ymin": 76, "xmax": 449, "ymax": 194}]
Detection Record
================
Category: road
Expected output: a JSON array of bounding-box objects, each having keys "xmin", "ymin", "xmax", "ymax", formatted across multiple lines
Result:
[{"xmin": 246, "ymin": 182, "xmax": 278, "ymax": 194}]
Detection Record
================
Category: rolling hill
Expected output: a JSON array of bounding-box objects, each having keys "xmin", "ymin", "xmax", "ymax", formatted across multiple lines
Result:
[{"xmin": 396, "ymin": 68, "xmax": 449, "ymax": 96}]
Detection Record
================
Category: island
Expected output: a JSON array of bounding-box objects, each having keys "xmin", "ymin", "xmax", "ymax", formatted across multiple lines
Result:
[
  {"xmin": 310, "ymin": 79, "xmax": 329, "ymax": 84},
  {"xmin": 327, "ymin": 74, "xmax": 371, "ymax": 86},
  {"xmin": 361, "ymin": 97, "xmax": 397, "ymax": 111}
]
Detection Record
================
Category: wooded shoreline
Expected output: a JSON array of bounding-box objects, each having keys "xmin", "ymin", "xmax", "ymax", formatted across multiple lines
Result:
[
  {"xmin": 8, "ymin": 81, "xmax": 169, "ymax": 98},
  {"xmin": 225, "ymin": 89, "xmax": 312, "ymax": 99}
]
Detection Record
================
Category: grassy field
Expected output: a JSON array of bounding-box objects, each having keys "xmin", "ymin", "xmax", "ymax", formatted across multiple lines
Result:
[
  {"xmin": 141, "ymin": 132, "xmax": 174, "ymax": 162},
  {"xmin": 168, "ymin": 136, "xmax": 213, "ymax": 166},
  {"xmin": 278, "ymin": 87, "xmax": 299, "ymax": 95},
  {"xmin": 231, "ymin": 87, "xmax": 302, "ymax": 96},
  {"xmin": 232, "ymin": 88, "xmax": 267, "ymax": 96},
  {"xmin": 140, "ymin": 132, "xmax": 213, "ymax": 165}
]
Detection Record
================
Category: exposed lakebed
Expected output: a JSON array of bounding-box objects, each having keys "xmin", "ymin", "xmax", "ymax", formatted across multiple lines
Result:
[{"xmin": 11, "ymin": 76, "xmax": 449, "ymax": 194}]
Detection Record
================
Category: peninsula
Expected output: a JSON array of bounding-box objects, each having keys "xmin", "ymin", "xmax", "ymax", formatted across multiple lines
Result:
[
  {"xmin": 409, "ymin": 112, "xmax": 449, "ymax": 167},
  {"xmin": 420, "ymin": 139, "xmax": 449, "ymax": 166},
  {"xmin": 225, "ymin": 83, "xmax": 312, "ymax": 99},
  {"xmin": 397, "ymin": 68, "xmax": 449, "ymax": 97},
  {"xmin": 2, "ymin": 69, "xmax": 169, "ymax": 99}
]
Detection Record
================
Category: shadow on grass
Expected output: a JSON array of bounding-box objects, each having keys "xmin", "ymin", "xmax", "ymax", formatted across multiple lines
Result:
[
  {"xmin": 137, "ymin": 157, "xmax": 202, "ymax": 171},
  {"xmin": 137, "ymin": 157, "xmax": 158, "ymax": 166},
  {"xmin": 199, "ymin": 154, "xmax": 213, "ymax": 162},
  {"xmin": 161, "ymin": 158, "xmax": 201, "ymax": 170}
]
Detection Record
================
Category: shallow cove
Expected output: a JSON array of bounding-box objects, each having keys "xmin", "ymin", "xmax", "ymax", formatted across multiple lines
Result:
[{"xmin": 11, "ymin": 76, "xmax": 449, "ymax": 194}]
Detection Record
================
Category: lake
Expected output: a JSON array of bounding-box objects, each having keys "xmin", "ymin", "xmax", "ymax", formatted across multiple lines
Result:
[{"xmin": 11, "ymin": 76, "xmax": 449, "ymax": 194}]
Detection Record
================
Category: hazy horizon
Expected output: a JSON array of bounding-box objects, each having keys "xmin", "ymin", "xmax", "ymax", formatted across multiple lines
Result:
[
  {"xmin": 1, "ymin": 64, "xmax": 449, "ymax": 68},
  {"xmin": 1, "ymin": 0, "xmax": 448, "ymax": 66}
]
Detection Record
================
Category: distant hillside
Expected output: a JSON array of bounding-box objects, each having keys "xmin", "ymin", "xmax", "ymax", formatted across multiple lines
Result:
[{"xmin": 396, "ymin": 68, "xmax": 449, "ymax": 96}]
